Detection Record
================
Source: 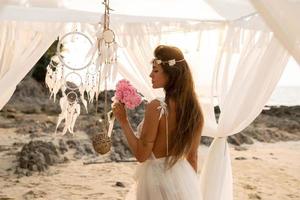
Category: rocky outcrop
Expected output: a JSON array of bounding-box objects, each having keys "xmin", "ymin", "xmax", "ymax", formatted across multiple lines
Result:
[
  {"xmin": 15, "ymin": 140, "xmax": 64, "ymax": 176},
  {"xmin": 14, "ymin": 139, "xmax": 96, "ymax": 176},
  {"xmin": 229, "ymin": 106, "xmax": 300, "ymax": 145},
  {"xmin": 1, "ymin": 77, "xmax": 300, "ymax": 166}
]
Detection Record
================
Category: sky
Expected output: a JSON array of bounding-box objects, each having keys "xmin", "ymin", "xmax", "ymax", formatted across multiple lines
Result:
[{"xmin": 277, "ymin": 58, "xmax": 300, "ymax": 86}]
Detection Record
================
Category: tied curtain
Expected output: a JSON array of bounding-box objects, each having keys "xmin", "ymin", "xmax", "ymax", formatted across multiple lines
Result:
[
  {"xmin": 199, "ymin": 16, "xmax": 289, "ymax": 200},
  {"xmin": 0, "ymin": 21, "xmax": 63, "ymax": 109}
]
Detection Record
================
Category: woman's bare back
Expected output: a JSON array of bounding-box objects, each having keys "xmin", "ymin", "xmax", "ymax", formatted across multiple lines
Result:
[{"xmin": 151, "ymin": 99, "xmax": 177, "ymax": 158}]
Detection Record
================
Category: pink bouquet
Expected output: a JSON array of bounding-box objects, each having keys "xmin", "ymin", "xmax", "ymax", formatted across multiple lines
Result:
[{"xmin": 114, "ymin": 79, "xmax": 142, "ymax": 109}]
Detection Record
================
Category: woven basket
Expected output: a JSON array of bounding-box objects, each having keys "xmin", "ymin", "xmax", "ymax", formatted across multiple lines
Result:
[{"xmin": 92, "ymin": 133, "xmax": 112, "ymax": 155}]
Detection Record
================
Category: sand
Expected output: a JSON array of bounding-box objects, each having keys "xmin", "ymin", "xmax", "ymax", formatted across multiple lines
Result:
[{"xmin": 0, "ymin": 128, "xmax": 299, "ymax": 200}]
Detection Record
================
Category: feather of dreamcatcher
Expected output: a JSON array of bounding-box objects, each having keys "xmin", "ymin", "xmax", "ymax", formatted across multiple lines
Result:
[
  {"xmin": 80, "ymin": 95, "xmax": 88, "ymax": 114},
  {"xmin": 111, "ymin": 62, "xmax": 118, "ymax": 82},
  {"xmin": 107, "ymin": 44, "xmax": 114, "ymax": 63},
  {"xmin": 45, "ymin": 65, "xmax": 54, "ymax": 89},
  {"xmin": 50, "ymin": 78, "xmax": 64, "ymax": 102},
  {"xmin": 101, "ymin": 63, "xmax": 111, "ymax": 82},
  {"xmin": 55, "ymin": 95, "xmax": 68, "ymax": 134},
  {"xmin": 89, "ymin": 87, "xmax": 96, "ymax": 104},
  {"xmin": 69, "ymin": 102, "xmax": 80, "ymax": 134},
  {"xmin": 62, "ymin": 102, "xmax": 76, "ymax": 135},
  {"xmin": 112, "ymin": 41, "xmax": 118, "ymax": 61}
]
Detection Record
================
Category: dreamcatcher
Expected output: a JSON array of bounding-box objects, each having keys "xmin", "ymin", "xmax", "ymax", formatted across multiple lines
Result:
[{"xmin": 45, "ymin": 0, "xmax": 118, "ymax": 154}]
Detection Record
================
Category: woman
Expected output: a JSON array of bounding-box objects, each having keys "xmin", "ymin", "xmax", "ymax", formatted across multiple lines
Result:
[{"xmin": 113, "ymin": 45, "xmax": 204, "ymax": 200}]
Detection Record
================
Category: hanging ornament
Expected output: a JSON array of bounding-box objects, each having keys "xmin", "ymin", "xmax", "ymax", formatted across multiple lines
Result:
[
  {"xmin": 91, "ymin": 0, "xmax": 118, "ymax": 155},
  {"xmin": 45, "ymin": 0, "xmax": 118, "ymax": 144}
]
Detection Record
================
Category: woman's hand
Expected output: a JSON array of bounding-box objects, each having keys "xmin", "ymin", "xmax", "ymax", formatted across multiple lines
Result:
[{"xmin": 112, "ymin": 102, "xmax": 128, "ymax": 124}]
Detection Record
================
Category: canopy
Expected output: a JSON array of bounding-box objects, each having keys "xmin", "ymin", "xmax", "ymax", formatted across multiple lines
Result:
[{"xmin": 0, "ymin": 1, "xmax": 299, "ymax": 200}]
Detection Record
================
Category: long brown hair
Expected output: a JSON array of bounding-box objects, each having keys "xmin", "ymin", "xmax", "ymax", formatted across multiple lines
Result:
[{"xmin": 154, "ymin": 45, "xmax": 204, "ymax": 168}]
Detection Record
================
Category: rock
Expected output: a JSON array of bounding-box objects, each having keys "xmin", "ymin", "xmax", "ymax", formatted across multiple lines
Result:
[
  {"xmin": 5, "ymin": 113, "xmax": 17, "ymax": 119},
  {"xmin": 21, "ymin": 106, "xmax": 41, "ymax": 114},
  {"xmin": 200, "ymin": 136, "xmax": 213, "ymax": 146},
  {"xmin": 0, "ymin": 123, "xmax": 15, "ymax": 129},
  {"xmin": 58, "ymin": 139, "xmax": 68, "ymax": 154},
  {"xmin": 0, "ymin": 145, "xmax": 10, "ymax": 152},
  {"xmin": 6, "ymin": 107, "xmax": 17, "ymax": 113},
  {"xmin": 248, "ymin": 193, "xmax": 262, "ymax": 200},
  {"xmin": 115, "ymin": 181, "xmax": 126, "ymax": 188},
  {"xmin": 243, "ymin": 184, "xmax": 256, "ymax": 190},
  {"xmin": 244, "ymin": 127, "xmax": 298, "ymax": 143},
  {"xmin": 83, "ymin": 143, "xmax": 94, "ymax": 155},
  {"xmin": 235, "ymin": 157, "xmax": 247, "ymax": 160},
  {"xmin": 66, "ymin": 140, "xmax": 80, "ymax": 149},
  {"xmin": 13, "ymin": 142, "xmax": 24, "ymax": 147},
  {"xmin": 110, "ymin": 151, "xmax": 121, "ymax": 161},
  {"xmin": 63, "ymin": 156, "xmax": 69, "ymax": 162},
  {"xmin": 16, "ymin": 140, "xmax": 64, "ymax": 175},
  {"xmin": 23, "ymin": 190, "xmax": 46, "ymax": 200},
  {"xmin": 228, "ymin": 133, "xmax": 254, "ymax": 146},
  {"xmin": 14, "ymin": 138, "xmax": 96, "ymax": 175},
  {"xmin": 234, "ymin": 146, "xmax": 248, "ymax": 151},
  {"xmin": 0, "ymin": 196, "xmax": 15, "ymax": 200},
  {"xmin": 110, "ymin": 129, "xmax": 133, "ymax": 160},
  {"xmin": 65, "ymin": 139, "xmax": 95, "ymax": 157}
]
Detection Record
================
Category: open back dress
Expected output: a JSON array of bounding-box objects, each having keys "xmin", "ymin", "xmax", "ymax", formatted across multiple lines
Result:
[{"xmin": 125, "ymin": 98, "xmax": 203, "ymax": 200}]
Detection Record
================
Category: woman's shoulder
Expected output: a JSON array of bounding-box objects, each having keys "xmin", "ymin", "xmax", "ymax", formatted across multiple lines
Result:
[
  {"xmin": 145, "ymin": 98, "xmax": 168, "ymax": 114},
  {"xmin": 145, "ymin": 99, "xmax": 162, "ymax": 110}
]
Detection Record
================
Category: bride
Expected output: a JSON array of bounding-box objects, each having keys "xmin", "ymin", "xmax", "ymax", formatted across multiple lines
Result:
[{"xmin": 112, "ymin": 45, "xmax": 204, "ymax": 200}]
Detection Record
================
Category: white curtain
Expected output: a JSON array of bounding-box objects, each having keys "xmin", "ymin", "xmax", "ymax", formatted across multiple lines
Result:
[
  {"xmin": 203, "ymin": 0, "xmax": 256, "ymax": 20},
  {"xmin": 250, "ymin": 0, "xmax": 300, "ymax": 66},
  {"xmin": 113, "ymin": 22, "xmax": 169, "ymax": 101},
  {"xmin": 112, "ymin": 22, "xmax": 160, "ymax": 101},
  {"xmin": 113, "ymin": 21, "xmax": 225, "ymax": 100},
  {"xmin": 0, "ymin": 3, "xmax": 296, "ymax": 200},
  {"xmin": 0, "ymin": 21, "xmax": 63, "ymax": 110},
  {"xmin": 200, "ymin": 16, "xmax": 290, "ymax": 200}
]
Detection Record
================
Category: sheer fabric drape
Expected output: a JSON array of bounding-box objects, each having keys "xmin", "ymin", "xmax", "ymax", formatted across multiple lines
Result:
[
  {"xmin": 113, "ymin": 21, "xmax": 224, "ymax": 101},
  {"xmin": 200, "ymin": 16, "xmax": 289, "ymax": 200},
  {"xmin": 0, "ymin": 21, "xmax": 63, "ymax": 109},
  {"xmin": 250, "ymin": 0, "xmax": 300, "ymax": 66}
]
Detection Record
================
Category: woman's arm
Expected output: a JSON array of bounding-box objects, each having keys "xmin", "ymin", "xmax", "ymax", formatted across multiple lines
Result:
[{"xmin": 113, "ymin": 100, "xmax": 161, "ymax": 162}]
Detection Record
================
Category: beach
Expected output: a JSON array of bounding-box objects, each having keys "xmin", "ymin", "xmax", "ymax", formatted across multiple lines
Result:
[{"xmin": 0, "ymin": 126, "xmax": 299, "ymax": 200}]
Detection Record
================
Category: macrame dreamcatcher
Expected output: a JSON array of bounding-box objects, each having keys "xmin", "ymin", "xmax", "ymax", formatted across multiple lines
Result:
[{"xmin": 45, "ymin": 0, "xmax": 117, "ymax": 154}]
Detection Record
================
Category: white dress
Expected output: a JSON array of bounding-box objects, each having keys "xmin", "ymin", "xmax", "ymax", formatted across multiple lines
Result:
[{"xmin": 125, "ymin": 98, "xmax": 203, "ymax": 200}]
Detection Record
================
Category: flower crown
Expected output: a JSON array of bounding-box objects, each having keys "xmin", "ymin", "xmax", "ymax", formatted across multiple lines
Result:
[{"xmin": 153, "ymin": 58, "xmax": 185, "ymax": 66}]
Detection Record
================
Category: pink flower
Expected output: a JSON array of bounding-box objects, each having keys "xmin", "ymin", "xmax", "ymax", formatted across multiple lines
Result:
[{"xmin": 115, "ymin": 79, "xmax": 142, "ymax": 109}]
